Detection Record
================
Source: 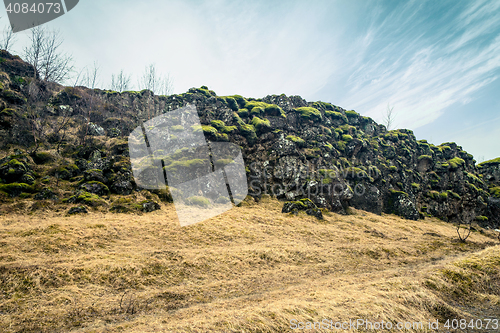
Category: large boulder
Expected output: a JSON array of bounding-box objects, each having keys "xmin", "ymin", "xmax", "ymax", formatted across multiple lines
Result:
[{"xmin": 79, "ymin": 181, "xmax": 110, "ymax": 196}]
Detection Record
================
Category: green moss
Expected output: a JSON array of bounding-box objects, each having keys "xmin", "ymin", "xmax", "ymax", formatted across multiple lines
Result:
[
  {"xmin": 342, "ymin": 134, "xmax": 353, "ymax": 142},
  {"xmin": 345, "ymin": 167, "xmax": 368, "ymax": 178},
  {"xmin": 426, "ymin": 190, "xmax": 440, "ymax": 200},
  {"xmin": 210, "ymin": 120, "xmax": 237, "ymax": 133},
  {"xmin": 312, "ymin": 101, "xmax": 335, "ymax": 111},
  {"xmin": 326, "ymin": 111, "xmax": 348, "ymax": 123},
  {"xmin": 186, "ymin": 196, "xmax": 211, "ymax": 208},
  {"xmin": 0, "ymin": 108, "xmax": 17, "ymax": 117},
  {"xmin": 263, "ymin": 104, "xmax": 285, "ymax": 118},
  {"xmin": 384, "ymin": 131, "xmax": 400, "ymax": 142},
  {"xmin": 239, "ymin": 124, "xmax": 256, "ymax": 139},
  {"xmin": 286, "ymin": 135, "xmax": 305, "ymax": 146},
  {"xmin": 237, "ymin": 108, "xmax": 249, "ymax": 118},
  {"xmin": 251, "ymin": 116, "xmax": 271, "ymax": 133},
  {"xmin": 468, "ymin": 183, "xmax": 479, "ymax": 192},
  {"xmin": 465, "ymin": 172, "xmax": 482, "ymax": 184},
  {"xmin": 191, "ymin": 125, "xmax": 218, "ymax": 135},
  {"xmin": 3, "ymin": 158, "xmax": 26, "ymax": 170},
  {"xmin": 448, "ymin": 190, "xmax": 461, "ymax": 199},
  {"xmin": 489, "ymin": 186, "xmax": 500, "ymax": 198},
  {"xmin": 226, "ymin": 95, "xmax": 247, "ymax": 108},
  {"xmin": 244, "ymin": 101, "xmax": 285, "ymax": 118},
  {"xmin": 475, "ymin": 216, "xmax": 488, "ymax": 222},
  {"xmin": 389, "ymin": 165, "xmax": 397, "ymax": 172},
  {"xmin": 294, "ymin": 107, "xmax": 322, "ymax": 121},
  {"xmin": 0, "ymin": 183, "xmax": 34, "ymax": 196},
  {"xmin": 478, "ymin": 157, "xmax": 500, "ymax": 167},
  {"xmin": 323, "ymin": 143, "xmax": 333, "ymax": 151},
  {"xmin": 411, "ymin": 183, "xmax": 420, "ymax": 189},
  {"xmin": 170, "ymin": 125, "xmax": 184, "ymax": 132},
  {"xmin": 188, "ymin": 87, "xmax": 215, "ymax": 98},
  {"xmin": 439, "ymin": 192, "xmax": 448, "ymax": 199},
  {"xmin": 215, "ymin": 133, "xmax": 229, "ymax": 141},
  {"xmin": 223, "ymin": 96, "xmax": 239, "ymax": 111},
  {"xmin": 448, "ymin": 157, "xmax": 465, "ymax": 169},
  {"xmin": 345, "ymin": 110, "xmax": 359, "ymax": 118},
  {"xmin": 436, "ymin": 162, "xmax": 449, "ymax": 170},
  {"xmin": 418, "ymin": 155, "xmax": 433, "ymax": 161},
  {"xmin": 250, "ymin": 106, "xmax": 264, "ymax": 116},
  {"xmin": 336, "ymin": 141, "xmax": 346, "ymax": 152}
]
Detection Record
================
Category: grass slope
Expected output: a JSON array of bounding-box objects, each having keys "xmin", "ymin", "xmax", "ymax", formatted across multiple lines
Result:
[{"xmin": 0, "ymin": 198, "xmax": 499, "ymax": 332}]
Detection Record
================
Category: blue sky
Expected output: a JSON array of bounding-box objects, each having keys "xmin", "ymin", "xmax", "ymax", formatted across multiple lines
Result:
[{"xmin": 1, "ymin": 0, "xmax": 499, "ymax": 160}]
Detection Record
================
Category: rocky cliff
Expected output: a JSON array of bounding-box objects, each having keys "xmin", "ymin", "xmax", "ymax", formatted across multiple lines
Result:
[{"xmin": 0, "ymin": 50, "xmax": 498, "ymax": 227}]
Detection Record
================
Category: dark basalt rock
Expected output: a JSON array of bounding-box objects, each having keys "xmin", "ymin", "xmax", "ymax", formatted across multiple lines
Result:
[
  {"xmin": 0, "ymin": 50, "xmax": 497, "ymax": 226},
  {"xmin": 68, "ymin": 206, "xmax": 88, "ymax": 215},
  {"xmin": 79, "ymin": 181, "xmax": 109, "ymax": 196},
  {"xmin": 34, "ymin": 188, "xmax": 58, "ymax": 201},
  {"xmin": 142, "ymin": 201, "xmax": 161, "ymax": 212}
]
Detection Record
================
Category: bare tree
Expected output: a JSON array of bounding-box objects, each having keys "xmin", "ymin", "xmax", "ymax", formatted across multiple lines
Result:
[
  {"xmin": 139, "ymin": 63, "xmax": 159, "ymax": 93},
  {"xmin": 111, "ymin": 69, "xmax": 132, "ymax": 92},
  {"xmin": 84, "ymin": 61, "xmax": 100, "ymax": 89},
  {"xmin": 383, "ymin": 103, "xmax": 397, "ymax": 130},
  {"xmin": 0, "ymin": 24, "xmax": 16, "ymax": 52},
  {"xmin": 23, "ymin": 26, "xmax": 73, "ymax": 82},
  {"xmin": 158, "ymin": 73, "xmax": 174, "ymax": 96},
  {"xmin": 25, "ymin": 80, "xmax": 49, "ymax": 154},
  {"xmin": 139, "ymin": 63, "xmax": 173, "ymax": 95},
  {"xmin": 456, "ymin": 210, "xmax": 473, "ymax": 243}
]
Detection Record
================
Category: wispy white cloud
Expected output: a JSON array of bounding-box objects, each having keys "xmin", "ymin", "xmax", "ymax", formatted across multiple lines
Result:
[{"xmin": 329, "ymin": 0, "xmax": 500, "ymax": 130}]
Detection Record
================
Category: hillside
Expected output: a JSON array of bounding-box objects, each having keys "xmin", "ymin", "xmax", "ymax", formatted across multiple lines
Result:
[
  {"xmin": 0, "ymin": 198, "xmax": 499, "ymax": 332},
  {"xmin": 1, "ymin": 50, "xmax": 500, "ymax": 333},
  {"xmin": 0, "ymin": 50, "xmax": 499, "ymax": 227}
]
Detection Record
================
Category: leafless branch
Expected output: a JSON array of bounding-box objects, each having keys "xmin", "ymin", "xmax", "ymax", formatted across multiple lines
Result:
[
  {"xmin": 384, "ymin": 103, "xmax": 396, "ymax": 130},
  {"xmin": 23, "ymin": 26, "xmax": 73, "ymax": 83},
  {"xmin": 111, "ymin": 69, "xmax": 132, "ymax": 92},
  {"xmin": 0, "ymin": 24, "xmax": 16, "ymax": 52}
]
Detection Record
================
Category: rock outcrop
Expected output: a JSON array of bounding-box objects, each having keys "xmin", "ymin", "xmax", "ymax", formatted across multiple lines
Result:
[{"xmin": 0, "ymin": 50, "xmax": 498, "ymax": 227}]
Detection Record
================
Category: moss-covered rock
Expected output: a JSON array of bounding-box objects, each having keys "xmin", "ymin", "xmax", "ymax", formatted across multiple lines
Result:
[
  {"xmin": 281, "ymin": 198, "xmax": 323, "ymax": 219},
  {"xmin": 0, "ymin": 183, "xmax": 34, "ymax": 197},
  {"xmin": 447, "ymin": 157, "xmax": 465, "ymax": 170},
  {"xmin": 186, "ymin": 196, "xmax": 211, "ymax": 208},
  {"xmin": 250, "ymin": 116, "xmax": 271, "ymax": 134},
  {"xmin": 64, "ymin": 190, "xmax": 106, "ymax": 207},
  {"xmin": 293, "ymin": 107, "xmax": 322, "ymax": 121},
  {"xmin": 286, "ymin": 135, "xmax": 305, "ymax": 147},
  {"xmin": 79, "ymin": 181, "xmax": 110, "ymax": 196}
]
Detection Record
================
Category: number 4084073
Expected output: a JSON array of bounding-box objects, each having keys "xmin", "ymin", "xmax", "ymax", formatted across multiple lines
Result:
[
  {"xmin": 6, "ymin": 2, "xmax": 61, "ymax": 14},
  {"xmin": 444, "ymin": 319, "xmax": 498, "ymax": 330}
]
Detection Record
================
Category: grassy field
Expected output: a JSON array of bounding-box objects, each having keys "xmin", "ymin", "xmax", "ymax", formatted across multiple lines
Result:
[{"xmin": 0, "ymin": 197, "xmax": 499, "ymax": 332}]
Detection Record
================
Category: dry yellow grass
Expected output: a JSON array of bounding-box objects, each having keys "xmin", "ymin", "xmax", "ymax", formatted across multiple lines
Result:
[{"xmin": 0, "ymin": 197, "xmax": 499, "ymax": 332}]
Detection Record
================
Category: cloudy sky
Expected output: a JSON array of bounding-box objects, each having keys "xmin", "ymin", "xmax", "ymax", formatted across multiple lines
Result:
[{"xmin": 1, "ymin": 0, "xmax": 499, "ymax": 160}]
